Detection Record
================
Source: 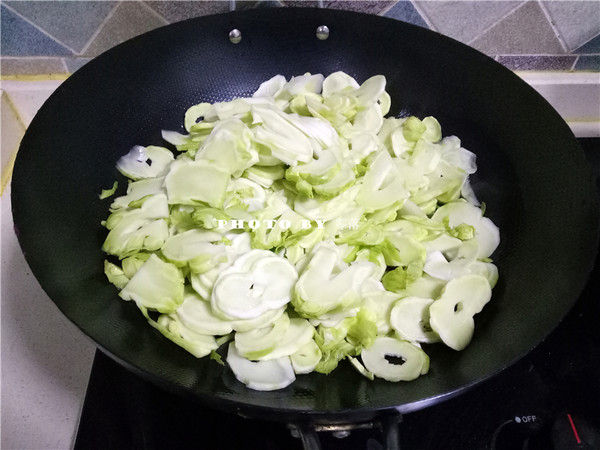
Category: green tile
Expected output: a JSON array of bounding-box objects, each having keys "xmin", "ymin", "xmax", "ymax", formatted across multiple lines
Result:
[
  {"xmin": 83, "ymin": 2, "xmax": 168, "ymax": 57},
  {"xmin": 414, "ymin": 1, "xmax": 523, "ymax": 44},
  {"xmin": 4, "ymin": 1, "xmax": 117, "ymax": 54},
  {"xmin": 470, "ymin": 1, "xmax": 564, "ymax": 55},
  {"xmin": 542, "ymin": 1, "xmax": 600, "ymax": 52}
]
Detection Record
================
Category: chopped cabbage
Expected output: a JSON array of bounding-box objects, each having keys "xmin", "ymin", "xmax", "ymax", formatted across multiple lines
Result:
[{"xmin": 101, "ymin": 71, "xmax": 500, "ymax": 391}]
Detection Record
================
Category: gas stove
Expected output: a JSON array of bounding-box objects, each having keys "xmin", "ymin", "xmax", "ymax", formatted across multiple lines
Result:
[{"xmin": 74, "ymin": 139, "xmax": 600, "ymax": 450}]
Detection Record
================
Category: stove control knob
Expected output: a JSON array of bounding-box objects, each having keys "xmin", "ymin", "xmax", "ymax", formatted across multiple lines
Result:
[
  {"xmin": 550, "ymin": 413, "xmax": 600, "ymax": 450},
  {"xmin": 491, "ymin": 415, "xmax": 546, "ymax": 450}
]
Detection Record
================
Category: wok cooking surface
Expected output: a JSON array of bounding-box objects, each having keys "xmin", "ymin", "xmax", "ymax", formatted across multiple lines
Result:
[{"xmin": 74, "ymin": 139, "xmax": 600, "ymax": 450}]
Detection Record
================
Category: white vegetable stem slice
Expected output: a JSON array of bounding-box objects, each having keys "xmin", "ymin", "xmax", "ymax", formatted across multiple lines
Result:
[
  {"xmin": 229, "ymin": 307, "xmax": 286, "ymax": 332},
  {"xmin": 294, "ymin": 245, "xmax": 375, "ymax": 316},
  {"xmin": 291, "ymin": 339, "xmax": 322, "ymax": 374},
  {"xmin": 256, "ymin": 318, "xmax": 315, "ymax": 361},
  {"xmin": 211, "ymin": 250, "xmax": 298, "ymax": 319},
  {"xmin": 226, "ymin": 342, "xmax": 295, "ymax": 391},
  {"xmin": 151, "ymin": 314, "xmax": 218, "ymax": 358},
  {"xmin": 429, "ymin": 274, "xmax": 492, "ymax": 351},
  {"xmin": 176, "ymin": 292, "xmax": 234, "ymax": 336},
  {"xmin": 234, "ymin": 313, "xmax": 290, "ymax": 360},
  {"xmin": 116, "ymin": 145, "xmax": 174, "ymax": 180},
  {"xmin": 390, "ymin": 296, "xmax": 441, "ymax": 343},
  {"xmin": 360, "ymin": 337, "xmax": 429, "ymax": 382},
  {"xmin": 431, "ymin": 201, "xmax": 500, "ymax": 258},
  {"xmin": 161, "ymin": 229, "xmax": 225, "ymax": 264},
  {"xmin": 110, "ymin": 177, "xmax": 165, "ymax": 210}
]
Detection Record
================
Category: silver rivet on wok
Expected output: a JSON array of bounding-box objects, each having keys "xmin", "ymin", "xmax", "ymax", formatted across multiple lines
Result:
[
  {"xmin": 316, "ymin": 25, "xmax": 330, "ymax": 40},
  {"xmin": 229, "ymin": 29, "xmax": 242, "ymax": 44}
]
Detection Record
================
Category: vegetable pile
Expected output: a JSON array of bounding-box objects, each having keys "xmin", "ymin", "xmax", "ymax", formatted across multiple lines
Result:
[{"xmin": 101, "ymin": 71, "xmax": 500, "ymax": 391}]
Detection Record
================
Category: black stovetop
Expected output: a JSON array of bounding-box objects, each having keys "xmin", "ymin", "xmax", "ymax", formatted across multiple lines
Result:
[{"xmin": 74, "ymin": 139, "xmax": 600, "ymax": 450}]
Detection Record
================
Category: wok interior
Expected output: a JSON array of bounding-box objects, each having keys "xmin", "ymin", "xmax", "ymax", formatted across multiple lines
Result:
[{"xmin": 11, "ymin": 8, "xmax": 598, "ymax": 419}]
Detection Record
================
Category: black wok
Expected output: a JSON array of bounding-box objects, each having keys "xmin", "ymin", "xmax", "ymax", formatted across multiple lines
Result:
[{"xmin": 11, "ymin": 7, "xmax": 598, "ymax": 430}]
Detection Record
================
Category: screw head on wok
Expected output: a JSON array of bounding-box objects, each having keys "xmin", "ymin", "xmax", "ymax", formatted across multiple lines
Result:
[
  {"xmin": 229, "ymin": 28, "xmax": 242, "ymax": 44},
  {"xmin": 316, "ymin": 25, "xmax": 330, "ymax": 40}
]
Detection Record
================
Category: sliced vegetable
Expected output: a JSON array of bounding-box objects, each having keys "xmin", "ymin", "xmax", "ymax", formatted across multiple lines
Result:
[
  {"xmin": 119, "ymin": 254, "xmax": 184, "ymax": 313},
  {"xmin": 389, "ymin": 296, "xmax": 440, "ymax": 343},
  {"xmin": 226, "ymin": 342, "xmax": 296, "ymax": 391},
  {"xmin": 102, "ymin": 194, "xmax": 169, "ymax": 258},
  {"xmin": 164, "ymin": 158, "xmax": 230, "ymax": 207},
  {"xmin": 212, "ymin": 250, "xmax": 298, "ymax": 319},
  {"xmin": 101, "ymin": 71, "xmax": 500, "ymax": 391},
  {"xmin": 360, "ymin": 336, "xmax": 430, "ymax": 382},
  {"xmin": 176, "ymin": 291, "xmax": 234, "ymax": 336},
  {"xmin": 429, "ymin": 274, "xmax": 492, "ymax": 350},
  {"xmin": 291, "ymin": 339, "xmax": 322, "ymax": 374},
  {"xmin": 150, "ymin": 313, "xmax": 218, "ymax": 358},
  {"xmin": 116, "ymin": 145, "xmax": 174, "ymax": 180}
]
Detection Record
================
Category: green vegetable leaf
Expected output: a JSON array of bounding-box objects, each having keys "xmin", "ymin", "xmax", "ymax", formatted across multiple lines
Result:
[{"xmin": 99, "ymin": 181, "xmax": 118, "ymax": 200}]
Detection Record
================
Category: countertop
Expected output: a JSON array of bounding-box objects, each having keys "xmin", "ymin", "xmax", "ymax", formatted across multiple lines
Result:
[
  {"xmin": 1, "ymin": 74, "xmax": 598, "ymax": 450},
  {"xmin": 1, "ymin": 79, "xmax": 96, "ymax": 450}
]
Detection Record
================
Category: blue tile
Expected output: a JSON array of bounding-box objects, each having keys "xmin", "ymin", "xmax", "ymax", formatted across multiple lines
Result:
[
  {"xmin": 1, "ymin": 5, "xmax": 72, "ymax": 56},
  {"xmin": 574, "ymin": 55, "xmax": 600, "ymax": 72},
  {"xmin": 574, "ymin": 33, "xmax": 600, "ymax": 54},
  {"xmin": 384, "ymin": 1, "xmax": 429, "ymax": 28},
  {"xmin": 4, "ymin": 1, "xmax": 117, "ymax": 54}
]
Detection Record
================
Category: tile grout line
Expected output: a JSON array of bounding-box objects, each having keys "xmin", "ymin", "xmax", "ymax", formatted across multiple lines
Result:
[
  {"xmin": 573, "ymin": 31, "xmax": 600, "ymax": 54},
  {"xmin": 78, "ymin": 1, "xmax": 122, "ymax": 57},
  {"xmin": 466, "ymin": 0, "xmax": 527, "ymax": 47},
  {"xmin": 379, "ymin": 1, "xmax": 400, "ymax": 18},
  {"xmin": 1, "ymin": 3, "xmax": 79, "ymax": 56},
  {"xmin": 139, "ymin": 0, "xmax": 170, "ymax": 25},
  {"xmin": 0, "ymin": 91, "xmax": 27, "ymax": 196},
  {"xmin": 536, "ymin": 0, "xmax": 569, "ymax": 53},
  {"xmin": 1, "ymin": 56, "xmax": 69, "ymax": 60},
  {"xmin": 410, "ymin": 0, "xmax": 438, "ymax": 32},
  {"xmin": 60, "ymin": 57, "xmax": 70, "ymax": 74},
  {"xmin": 139, "ymin": 0, "xmax": 169, "ymax": 24},
  {"xmin": 1, "ymin": 90, "xmax": 27, "ymax": 130},
  {"xmin": 496, "ymin": 53, "xmax": 581, "ymax": 57}
]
